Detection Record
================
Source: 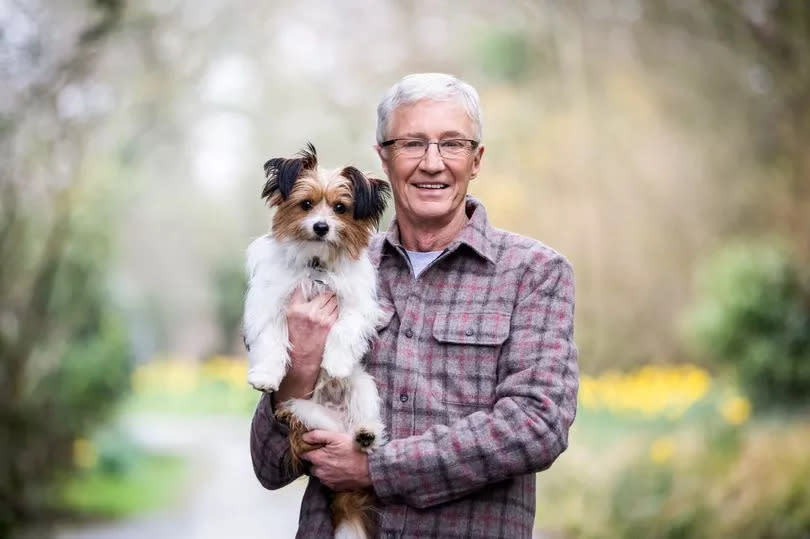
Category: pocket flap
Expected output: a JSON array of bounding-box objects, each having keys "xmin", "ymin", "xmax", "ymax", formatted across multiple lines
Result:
[{"xmin": 432, "ymin": 311, "xmax": 511, "ymax": 345}]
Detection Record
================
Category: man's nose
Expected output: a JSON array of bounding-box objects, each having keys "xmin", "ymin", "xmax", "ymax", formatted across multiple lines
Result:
[
  {"xmin": 419, "ymin": 143, "xmax": 446, "ymax": 173},
  {"xmin": 313, "ymin": 221, "xmax": 329, "ymax": 237}
]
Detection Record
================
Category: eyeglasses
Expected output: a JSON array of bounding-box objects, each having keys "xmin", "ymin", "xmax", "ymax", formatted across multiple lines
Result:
[{"xmin": 380, "ymin": 138, "xmax": 479, "ymax": 159}]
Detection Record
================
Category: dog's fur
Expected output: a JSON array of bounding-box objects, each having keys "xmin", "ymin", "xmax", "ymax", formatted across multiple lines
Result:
[{"xmin": 243, "ymin": 143, "xmax": 389, "ymax": 539}]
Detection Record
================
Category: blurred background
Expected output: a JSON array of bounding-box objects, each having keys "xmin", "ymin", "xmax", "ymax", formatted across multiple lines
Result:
[{"xmin": 2, "ymin": 0, "xmax": 809, "ymax": 538}]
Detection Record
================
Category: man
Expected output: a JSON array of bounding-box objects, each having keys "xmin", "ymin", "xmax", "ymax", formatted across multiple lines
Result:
[{"xmin": 250, "ymin": 73, "xmax": 579, "ymax": 538}]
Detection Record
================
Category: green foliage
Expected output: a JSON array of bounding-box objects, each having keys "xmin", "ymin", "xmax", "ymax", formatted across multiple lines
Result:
[
  {"xmin": 60, "ymin": 432, "xmax": 185, "ymax": 518},
  {"xmin": 0, "ymin": 194, "xmax": 131, "ymax": 534},
  {"xmin": 0, "ymin": 239, "xmax": 131, "ymax": 533},
  {"xmin": 684, "ymin": 242, "xmax": 810, "ymax": 408},
  {"xmin": 602, "ymin": 425, "xmax": 810, "ymax": 539},
  {"xmin": 475, "ymin": 27, "xmax": 531, "ymax": 82}
]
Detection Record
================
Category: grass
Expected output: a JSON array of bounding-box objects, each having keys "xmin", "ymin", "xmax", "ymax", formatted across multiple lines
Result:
[{"xmin": 60, "ymin": 452, "xmax": 186, "ymax": 519}]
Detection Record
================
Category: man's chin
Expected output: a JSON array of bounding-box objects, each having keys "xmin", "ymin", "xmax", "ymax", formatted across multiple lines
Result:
[{"xmin": 410, "ymin": 203, "xmax": 457, "ymax": 222}]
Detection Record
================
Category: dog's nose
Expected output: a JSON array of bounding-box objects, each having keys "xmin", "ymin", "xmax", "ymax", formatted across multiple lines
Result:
[{"xmin": 313, "ymin": 221, "xmax": 329, "ymax": 237}]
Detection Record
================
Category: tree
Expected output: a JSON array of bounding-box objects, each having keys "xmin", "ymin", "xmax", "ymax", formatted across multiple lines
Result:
[{"xmin": 0, "ymin": 1, "xmax": 130, "ymax": 533}]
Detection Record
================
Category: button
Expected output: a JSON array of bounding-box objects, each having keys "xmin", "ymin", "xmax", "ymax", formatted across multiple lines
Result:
[
  {"xmin": 465, "ymin": 328, "xmax": 474, "ymax": 336},
  {"xmin": 404, "ymin": 328, "xmax": 414, "ymax": 338},
  {"xmin": 399, "ymin": 393, "xmax": 409, "ymax": 403}
]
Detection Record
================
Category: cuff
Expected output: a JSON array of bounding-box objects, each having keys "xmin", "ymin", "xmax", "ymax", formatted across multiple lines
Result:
[
  {"xmin": 368, "ymin": 441, "xmax": 400, "ymax": 504},
  {"xmin": 258, "ymin": 391, "xmax": 290, "ymax": 435}
]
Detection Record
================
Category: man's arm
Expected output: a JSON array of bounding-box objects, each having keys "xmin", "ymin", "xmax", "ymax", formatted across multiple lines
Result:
[
  {"xmin": 249, "ymin": 289, "xmax": 338, "ymax": 490},
  {"xmin": 368, "ymin": 256, "xmax": 579, "ymax": 509},
  {"xmin": 250, "ymin": 392, "xmax": 298, "ymax": 490}
]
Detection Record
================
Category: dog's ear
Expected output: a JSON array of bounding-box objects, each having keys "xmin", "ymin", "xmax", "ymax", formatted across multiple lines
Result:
[
  {"xmin": 262, "ymin": 143, "xmax": 319, "ymax": 203},
  {"xmin": 341, "ymin": 166, "xmax": 391, "ymax": 225}
]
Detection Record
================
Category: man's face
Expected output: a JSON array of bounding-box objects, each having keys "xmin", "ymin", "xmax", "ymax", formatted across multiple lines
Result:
[{"xmin": 376, "ymin": 100, "xmax": 484, "ymax": 225}]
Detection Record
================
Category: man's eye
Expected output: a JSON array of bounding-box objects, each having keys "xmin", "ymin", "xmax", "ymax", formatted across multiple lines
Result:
[
  {"xmin": 402, "ymin": 140, "xmax": 426, "ymax": 149},
  {"xmin": 300, "ymin": 200, "xmax": 313, "ymax": 211},
  {"xmin": 334, "ymin": 203, "xmax": 346, "ymax": 214},
  {"xmin": 440, "ymin": 139, "xmax": 465, "ymax": 149}
]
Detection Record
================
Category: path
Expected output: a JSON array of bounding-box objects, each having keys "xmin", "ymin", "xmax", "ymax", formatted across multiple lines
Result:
[{"xmin": 55, "ymin": 413, "xmax": 305, "ymax": 539}]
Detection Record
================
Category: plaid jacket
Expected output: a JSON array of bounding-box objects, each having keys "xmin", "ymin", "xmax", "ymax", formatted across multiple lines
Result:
[{"xmin": 251, "ymin": 197, "xmax": 579, "ymax": 539}]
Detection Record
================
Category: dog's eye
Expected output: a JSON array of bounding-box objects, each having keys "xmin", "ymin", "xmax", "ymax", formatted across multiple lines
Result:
[
  {"xmin": 334, "ymin": 203, "xmax": 346, "ymax": 214},
  {"xmin": 300, "ymin": 200, "xmax": 313, "ymax": 211}
]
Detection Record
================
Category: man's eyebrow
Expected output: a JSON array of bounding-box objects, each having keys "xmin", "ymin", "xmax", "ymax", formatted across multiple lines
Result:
[{"xmin": 396, "ymin": 130, "xmax": 470, "ymax": 139}]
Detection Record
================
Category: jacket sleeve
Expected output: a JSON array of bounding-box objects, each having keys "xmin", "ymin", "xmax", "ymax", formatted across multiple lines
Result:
[
  {"xmin": 367, "ymin": 256, "xmax": 579, "ymax": 509},
  {"xmin": 250, "ymin": 392, "xmax": 301, "ymax": 490}
]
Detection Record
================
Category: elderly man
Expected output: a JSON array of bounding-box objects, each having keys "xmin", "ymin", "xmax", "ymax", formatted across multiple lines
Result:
[{"xmin": 250, "ymin": 73, "xmax": 579, "ymax": 538}]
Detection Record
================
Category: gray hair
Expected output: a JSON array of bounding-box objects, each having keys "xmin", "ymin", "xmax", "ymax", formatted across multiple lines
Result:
[{"xmin": 376, "ymin": 73, "xmax": 483, "ymax": 144}]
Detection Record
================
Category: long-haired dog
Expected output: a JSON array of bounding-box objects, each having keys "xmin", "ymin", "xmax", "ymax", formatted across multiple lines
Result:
[{"xmin": 243, "ymin": 143, "xmax": 389, "ymax": 539}]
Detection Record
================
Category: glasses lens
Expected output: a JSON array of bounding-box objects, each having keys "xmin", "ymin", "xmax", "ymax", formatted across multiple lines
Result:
[
  {"xmin": 439, "ymin": 139, "xmax": 471, "ymax": 157},
  {"xmin": 396, "ymin": 139, "xmax": 428, "ymax": 157}
]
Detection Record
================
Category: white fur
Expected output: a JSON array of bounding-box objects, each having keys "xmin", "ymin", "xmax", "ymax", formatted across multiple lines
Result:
[
  {"xmin": 243, "ymin": 234, "xmax": 385, "ymax": 449},
  {"xmin": 334, "ymin": 517, "xmax": 368, "ymax": 539}
]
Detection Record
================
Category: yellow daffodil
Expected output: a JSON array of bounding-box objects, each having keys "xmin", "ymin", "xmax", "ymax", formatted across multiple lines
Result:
[
  {"xmin": 578, "ymin": 364, "xmax": 712, "ymax": 418},
  {"xmin": 720, "ymin": 396, "xmax": 751, "ymax": 425}
]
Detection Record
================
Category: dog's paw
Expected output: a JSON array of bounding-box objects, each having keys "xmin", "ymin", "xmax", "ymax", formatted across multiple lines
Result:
[
  {"xmin": 247, "ymin": 368, "xmax": 283, "ymax": 392},
  {"xmin": 354, "ymin": 428, "xmax": 377, "ymax": 452},
  {"xmin": 354, "ymin": 424, "xmax": 382, "ymax": 453},
  {"xmin": 320, "ymin": 349, "xmax": 353, "ymax": 379}
]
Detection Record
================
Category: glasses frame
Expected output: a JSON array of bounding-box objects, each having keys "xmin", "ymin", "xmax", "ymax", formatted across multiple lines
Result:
[{"xmin": 380, "ymin": 138, "xmax": 480, "ymax": 159}]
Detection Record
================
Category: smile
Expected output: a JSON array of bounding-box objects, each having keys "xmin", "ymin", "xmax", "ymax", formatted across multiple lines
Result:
[{"xmin": 413, "ymin": 183, "xmax": 448, "ymax": 190}]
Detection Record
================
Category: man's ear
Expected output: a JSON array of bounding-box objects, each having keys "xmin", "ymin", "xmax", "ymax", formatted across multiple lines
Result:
[
  {"xmin": 374, "ymin": 144, "xmax": 391, "ymax": 178},
  {"xmin": 261, "ymin": 143, "xmax": 318, "ymax": 203},
  {"xmin": 342, "ymin": 166, "xmax": 391, "ymax": 225},
  {"xmin": 470, "ymin": 143, "xmax": 485, "ymax": 180}
]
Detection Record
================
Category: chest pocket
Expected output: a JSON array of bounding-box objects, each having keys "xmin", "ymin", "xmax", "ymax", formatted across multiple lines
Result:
[{"xmin": 431, "ymin": 311, "xmax": 511, "ymax": 406}]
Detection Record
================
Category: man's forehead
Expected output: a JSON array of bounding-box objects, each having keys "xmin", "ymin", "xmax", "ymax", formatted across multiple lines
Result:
[{"xmin": 388, "ymin": 100, "xmax": 475, "ymax": 137}]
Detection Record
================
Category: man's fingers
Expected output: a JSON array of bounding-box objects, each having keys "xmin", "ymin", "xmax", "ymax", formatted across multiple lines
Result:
[
  {"xmin": 288, "ymin": 285, "xmax": 307, "ymax": 305},
  {"xmin": 302, "ymin": 429, "xmax": 335, "ymax": 446},
  {"xmin": 324, "ymin": 296, "xmax": 339, "ymax": 317},
  {"xmin": 315, "ymin": 292, "xmax": 337, "ymax": 309},
  {"xmin": 300, "ymin": 448, "xmax": 318, "ymax": 463},
  {"xmin": 322, "ymin": 293, "xmax": 338, "ymax": 310}
]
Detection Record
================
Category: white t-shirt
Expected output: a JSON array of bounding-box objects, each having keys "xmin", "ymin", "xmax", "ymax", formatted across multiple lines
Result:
[{"xmin": 405, "ymin": 249, "xmax": 443, "ymax": 278}]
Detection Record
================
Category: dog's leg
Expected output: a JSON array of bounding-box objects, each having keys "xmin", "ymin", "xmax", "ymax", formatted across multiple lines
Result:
[
  {"xmin": 275, "ymin": 407, "xmax": 323, "ymax": 473},
  {"xmin": 345, "ymin": 365, "xmax": 385, "ymax": 453},
  {"xmin": 282, "ymin": 398, "xmax": 344, "ymax": 432},
  {"xmin": 246, "ymin": 323, "xmax": 290, "ymax": 392},
  {"xmin": 321, "ymin": 312, "xmax": 371, "ymax": 379}
]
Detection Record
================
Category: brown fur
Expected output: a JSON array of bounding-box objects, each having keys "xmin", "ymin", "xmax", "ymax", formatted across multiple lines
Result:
[
  {"xmin": 275, "ymin": 407, "xmax": 324, "ymax": 473},
  {"xmin": 331, "ymin": 490, "xmax": 376, "ymax": 537}
]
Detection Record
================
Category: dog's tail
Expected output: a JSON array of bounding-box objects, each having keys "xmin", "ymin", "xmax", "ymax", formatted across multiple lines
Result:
[{"xmin": 332, "ymin": 491, "xmax": 374, "ymax": 539}]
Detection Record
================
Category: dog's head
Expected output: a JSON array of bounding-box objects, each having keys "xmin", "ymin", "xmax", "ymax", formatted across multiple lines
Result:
[{"xmin": 262, "ymin": 143, "xmax": 391, "ymax": 259}]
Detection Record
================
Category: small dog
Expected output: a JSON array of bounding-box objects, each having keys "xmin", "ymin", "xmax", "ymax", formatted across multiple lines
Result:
[{"xmin": 243, "ymin": 143, "xmax": 390, "ymax": 539}]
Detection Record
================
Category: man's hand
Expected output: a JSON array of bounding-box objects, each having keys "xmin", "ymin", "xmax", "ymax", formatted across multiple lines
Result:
[
  {"xmin": 273, "ymin": 287, "xmax": 338, "ymax": 405},
  {"xmin": 300, "ymin": 430, "xmax": 372, "ymax": 491}
]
